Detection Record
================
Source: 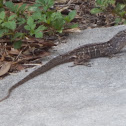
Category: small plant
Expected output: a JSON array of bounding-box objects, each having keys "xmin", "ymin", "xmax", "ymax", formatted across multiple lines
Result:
[
  {"xmin": 5, "ymin": 1, "xmax": 27, "ymax": 17},
  {"xmin": 0, "ymin": 11, "xmax": 17, "ymax": 37},
  {"xmin": 90, "ymin": 0, "xmax": 126, "ymax": 25},
  {"xmin": 30, "ymin": 0, "xmax": 77, "ymax": 33},
  {"xmin": 34, "ymin": 0, "xmax": 54, "ymax": 12},
  {"xmin": 0, "ymin": 0, "xmax": 3, "ymax": 8},
  {"xmin": 91, "ymin": 0, "xmax": 115, "ymax": 14},
  {"xmin": 0, "ymin": 0, "xmax": 77, "ymax": 49},
  {"xmin": 24, "ymin": 17, "xmax": 47, "ymax": 38}
]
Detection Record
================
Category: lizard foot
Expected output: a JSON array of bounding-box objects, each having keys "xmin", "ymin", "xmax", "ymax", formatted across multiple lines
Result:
[
  {"xmin": 69, "ymin": 61, "xmax": 91, "ymax": 67},
  {"xmin": 108, "ymin": 53, "xmax": 123, "ymax": 59}
]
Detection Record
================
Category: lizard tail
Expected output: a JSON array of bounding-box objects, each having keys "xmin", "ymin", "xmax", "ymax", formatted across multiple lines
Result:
[
  {"xmin": 0, "ymin": 54, "xmax": 73, "ymax": 102},
  {"xmin": 0, "ymin": 92, "xmax": 10, "ymax": 102}
]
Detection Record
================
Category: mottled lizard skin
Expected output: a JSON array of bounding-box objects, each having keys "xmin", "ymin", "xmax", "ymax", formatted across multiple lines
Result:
[{"xmin": 1, "ymin": 29, "xmax": 126, "ymax": 102}]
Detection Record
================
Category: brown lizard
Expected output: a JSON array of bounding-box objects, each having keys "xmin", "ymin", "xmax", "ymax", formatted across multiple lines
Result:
[{"xmin": 1, "ymin": 29, "xmax": 126, "ymax": 102}]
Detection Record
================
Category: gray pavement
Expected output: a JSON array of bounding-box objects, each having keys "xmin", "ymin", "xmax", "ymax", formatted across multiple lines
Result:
[{"xmin": 0, "ymin": 25, "xmax": 126, "ymax": 126}]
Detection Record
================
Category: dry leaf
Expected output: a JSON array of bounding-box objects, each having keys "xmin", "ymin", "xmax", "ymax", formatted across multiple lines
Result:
[
  {"xmin": 11, "ymin": 64, "xmax": 25, "ymax": 72},
  {"xmin": 0, "ymin": 62, "xmax": 11, "ymax": 76},
  {"xmin": 55, "ymin": 0, "xmax": 68, "ymax": 3},
  {"xmin": 9, "ymin": 48, "xmax": 20, "ymax": 55},
  {"xmin": 57, "ymin": 6, "xmax": 69, "ymax": 12},
  {"xmin": 64, "ymin": 28, "xmax": 81, "ymax": 33}
]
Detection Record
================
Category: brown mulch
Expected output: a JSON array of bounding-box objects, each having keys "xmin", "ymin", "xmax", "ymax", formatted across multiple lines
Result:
[{"xmin": 0, "ymin": 0, "xmax": 121, "ymax": 77}]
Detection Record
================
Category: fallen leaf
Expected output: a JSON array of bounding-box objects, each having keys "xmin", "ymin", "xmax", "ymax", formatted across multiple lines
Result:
[
  {"xmin": 9, "ymin": 48, "xmax": 20, "ymax": 55},
  {"xmin": 55, "ymin": 0, "xmax": 68, "ymax": 3},
  {"xmin": 0, "ymin": 62, "xmax": 11, "ymax": 76},
  {"xmin": 11, "ymin": 64, "xmax": 25, "ymax": 72},
  {"xmin": 64, "ymin": 28, "xmax": 81, "ymax": 33}
]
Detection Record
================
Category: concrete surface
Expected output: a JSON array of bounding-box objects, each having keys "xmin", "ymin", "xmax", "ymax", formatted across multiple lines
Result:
[{"xmin": 0, "ymin": 25, "xmax": 126, "ymax": 126}]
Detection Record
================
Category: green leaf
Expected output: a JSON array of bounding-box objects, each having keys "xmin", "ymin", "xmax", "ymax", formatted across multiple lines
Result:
[
  {"xmin": 95, "ymin": 0, "xmax": 115, "ymax": 7},
  {"xmin": 17, "ymin": 17, "xmax": 26, "ymax": 25},
  {"xmin": 96, "ymin": 0, "xmax": 107, "ymax": 6},
  {"xmin": 0, "ymin": 11, "xmax": 5, "ymax": 20},
  {"xmin": 3, "ymin": 21, "xmax": 16, "ymax": 30},
  {"xmin": 32, "ymin": 12, "xmax": 42, "ymax": 20},
  {"xmin": 50, "ymin": 12, "xmax": 65, "ymax": 30},
  {"xmin": 35, "ymin": 31, "xmax": 43, "ymax": 38},
  {"xmin": 13, "ymin": 41, "xmax": 22, "ymax": 49},
  {"xmin": 36, "ymin": 0, "xmax": 54, "ymax": 11},
  {"xmin": 96, "ymin": 0, "xmax": 103, "ymax": 5},
  {"xmin": 64, "ymin": 10, "xmax": 76, "ymax": 23},
  {"xmin": 39, "ymin": 14, "xmax": 47, "ymax": 23},
  {"xmin": 69, "ymin": 23, "xmax": 78, "ymax": 28},
  {"xmin": 8, "ymin": 14, "xmax": 17, "ymax": 21},
  {"xmin": 118, "ymin": 11, "xmax": 126, "ymax": 17},
  {"xmin": 33, "ymin": 25, "xmax": 46, "ymax": 38},
  {"xmin": 31, "ymin": 24, "xmax": 36, "ymax": 30},
  {"xmin": 56, "ymin": 29, "xmax": 63, "ymax": 33},
  {"xmin": 0, "ymin": 31, "xmax": 4, "ymax": 37},
  {"xmin": 11, "ymin": 32, "xmax": 24, "ymax": 41},
  {"xmin": 29, "ymin": 30, "xmax": 35, "ymax": 36},
  {"xmin": 116, "ymin": 3, "xmax": 126, "ymax": 11},
  {"xmin": 67, "ymin": 10, "xmax": 76, "ymax": 22},
  {"xmin": 5, "ymin": 2, "xmax": 19, "ymax": 13},
  {"xmin": 0, "ymin": 8, "xmax": 5, "ymax": 12},
  {"xmin": 24, "ymin": 25, "xmax": 30, "ymax": 30},
  {"xmin": 27, "ymin": 17, "xmax": 34, "ymax": 26},
  {"xmin": 115, "ymin": 17, "xmax": 122, "ymax": 24},
  {"xmin": 5, "ymin": 1, "xmax": 16, "ymax": 12},
  {"xmin": 51, "ymin": 19, "xmax": 65, "ymax": 30},
  {"xmin": 0, "ymin": 19, "xmax": 3, "ymax": 23},
  {"xmin": 90, "ymin": 8, "xmax": 103, "ymax": 14},
  {"xmin": 0, "ymin": 29, "xmax": 8, "ymax": 37},
  {"xmin": 18, "ymin": 4, "xmax": 27, "ymax": 13},
  {"xmin": 0, "ymin": 0, "xmax": 3, "ymax": 8},
  {"xmin": 108, "ymin": 0, "xmax": 115, "ymax": 5},
  {"xmin": 36, "ymin": 25, "xmax": 47, "ymax": 31}
]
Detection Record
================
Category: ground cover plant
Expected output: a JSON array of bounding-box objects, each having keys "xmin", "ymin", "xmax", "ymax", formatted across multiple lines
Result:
[
  {"xmin": 91, "ymin": 0, "xmax": 126, "ymax": 25},
  {"xmin": 0, "ymin": 0, "xmax": 77, "ymax": 48},
  {"xmin": 0, "ymin": 0, "xmax": 78, "ymax": 76}
]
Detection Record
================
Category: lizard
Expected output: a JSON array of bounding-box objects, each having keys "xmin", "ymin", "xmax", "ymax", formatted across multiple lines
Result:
[{"xmin": 0, "ymin": 29, "xmax": 126, "ymax": 102}]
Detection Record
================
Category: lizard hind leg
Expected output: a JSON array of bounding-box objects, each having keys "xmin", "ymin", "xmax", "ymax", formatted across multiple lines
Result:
[
  {"xmin": 107, "ymin": 53, "xmax": 123, "ymax": 59},
  {"xmin": 73, "ymin": 54, "xmax": 91, "ymax": 67},
  {"xmin": 73, "ymin": 59, "xmax": 91, "ymax": 67}
]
